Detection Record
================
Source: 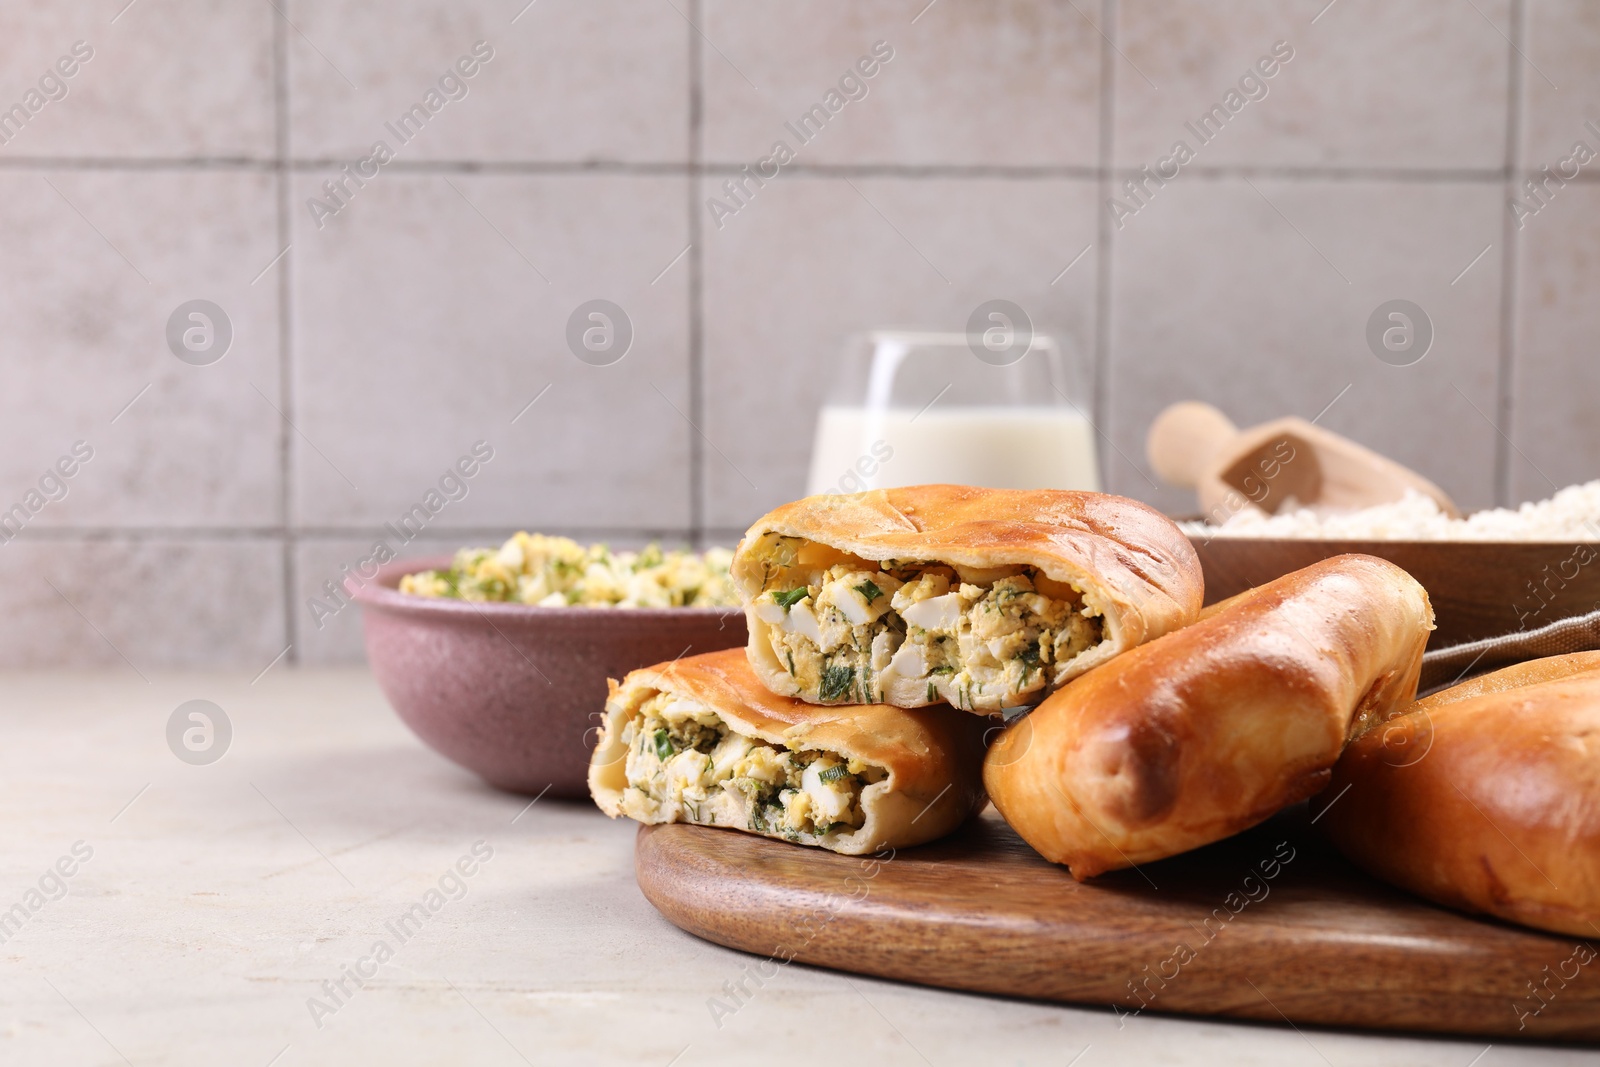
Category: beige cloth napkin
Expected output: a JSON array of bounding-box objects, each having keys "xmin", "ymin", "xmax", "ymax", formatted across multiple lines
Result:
[{"xmin": 1419, "ymin": 606, "xmax": 1600, "ymax": 694}]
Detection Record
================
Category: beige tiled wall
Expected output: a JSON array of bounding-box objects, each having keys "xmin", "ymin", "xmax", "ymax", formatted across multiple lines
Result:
[{"xmin": 0, "ymin": 0, "xmax": 1589, "ymax": 667}]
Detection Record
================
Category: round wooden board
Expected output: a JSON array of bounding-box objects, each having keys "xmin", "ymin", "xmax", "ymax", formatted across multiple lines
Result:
[{"xmin": 636, "ymin": 808, "xmax": 1600, "ymax": 1042}]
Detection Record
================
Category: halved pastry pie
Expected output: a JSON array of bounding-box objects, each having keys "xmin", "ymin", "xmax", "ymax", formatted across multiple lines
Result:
[
  {"xmin": 588, "ymin": 649, "xmax": 988, "ymax": 854},
  {"xmin": 730, "ymin": 485, "xmax": 1204, "ymax": 712}
]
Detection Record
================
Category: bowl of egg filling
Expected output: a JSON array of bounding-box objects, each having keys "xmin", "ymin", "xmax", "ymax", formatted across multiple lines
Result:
[{"xmin": 355, "ymin": 533, "xmax": 748, "ymax": 797}]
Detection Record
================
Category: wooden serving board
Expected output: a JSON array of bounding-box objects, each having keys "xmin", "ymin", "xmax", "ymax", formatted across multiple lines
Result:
[{"xmin": 636, "ymin": 807, "xmax": 1600, "ymax": 1042}]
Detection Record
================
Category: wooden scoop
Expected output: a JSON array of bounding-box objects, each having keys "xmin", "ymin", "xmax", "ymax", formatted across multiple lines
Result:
[{"xmin": 1147, "ymin": 401, "xmax": 1460, "ymax": 522}]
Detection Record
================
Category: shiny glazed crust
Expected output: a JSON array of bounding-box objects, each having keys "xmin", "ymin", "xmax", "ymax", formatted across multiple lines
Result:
[
  {"xmin": 588, "ymin": 649, "xmax": 989, "ymax": 854},
  {"xmin": 984, "ymin": 554, "xmax": 1434, "ymax": 879},
  {"xmin": 1324, "ymin": 652, "xmax": 1600, "ymax": 937},
  {"xmin": 730, "ymin": 485, "xmax": 1205, "ymax": 708}
]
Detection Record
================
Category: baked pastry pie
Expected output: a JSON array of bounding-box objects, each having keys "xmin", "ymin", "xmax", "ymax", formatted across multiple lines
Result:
[
  {"xmin": 984, "ymin": 554, "xmax": 1433, "ymax": 878},
  {"xmin": 588, "ymin": 649, "xmax": 988, "ymax": 854},
  {"xmin": 730, "ymin": 485, "xmax": 1204, "ymax": 712},
  {"xmin": 1323, "ymin": 652, "xmax": 1600, "ymax": 937}
]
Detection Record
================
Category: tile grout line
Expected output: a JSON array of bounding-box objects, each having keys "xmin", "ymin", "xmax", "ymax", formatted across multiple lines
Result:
[
  {"xmin": 0, "ymin": 156, "xmax": 1544, "ymax": 183},
  {"xmin": 274, "ymin": 4, "xmax": 298, "ymax": 663},
  {"xmin": 1090, "ymin": 0, "xmax": 1119, "ymax": 488},
  {"xmin": 688, "ymin": 0, "xmax": 706, "ymax": 547},
  {"xmin": 1493, "ymin": 0, "xmax": 1528, "ymax": 508}
]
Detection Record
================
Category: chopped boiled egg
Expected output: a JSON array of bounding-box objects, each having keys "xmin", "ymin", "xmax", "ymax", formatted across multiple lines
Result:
[
  {"xmin": 889, "ymin": 642, "xmax": 928, "ymax": 678},
  {"xmin": 784, "ymin": 601, "xmax": 824, "ymax": 644},
  {"xmin": 870, "ymin": 630, "xmax": 902, "ymax": 671},
  {"xmin": 801, "ymin": 760, "xmax": 854, "ymax": 823},
  {"xmin": 902, "ymin": 592, "xmax": 963, "ymax": 631}
]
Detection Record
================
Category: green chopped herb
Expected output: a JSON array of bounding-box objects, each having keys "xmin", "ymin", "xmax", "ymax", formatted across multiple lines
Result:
[
  {"xmin": 819, "ymin": 664, "xmax": 855, "ymax": 702},
  {"xmin": 653, "ymin": 729, "xmax": 674, "ymax": 761},
  {"xmin": 929, "ymin": 664, "xmax": 956, "ymax": 675},
  {"xmin": 1017, "ymin": 642, "xmax": 1042, "ymax": 683},
  {"xmin": 818, "ymin": 763, "xmax": 851, "ymax": 784},
  {"xmin": 750, "ymin": 776, "xmax": 779, "ymax": 799},
  {"xmin": 927, "ymin": 681, "xmax": 936, "ymax": 702},
  {"xmin": 773, "ymin": 587, "xmax": 810, "ymax": 609},
  {"xmin": 853, "ymin": 579, "xmax": 883, "ymax": 603},
  {"xmin": 786, "ymin": 650, "xmax": 796, "ymax": 676}
]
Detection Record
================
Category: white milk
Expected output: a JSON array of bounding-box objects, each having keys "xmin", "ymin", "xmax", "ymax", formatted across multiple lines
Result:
[{"xmin": 806, "ymin": 405, "xmax": 1102, "ymax": 496}]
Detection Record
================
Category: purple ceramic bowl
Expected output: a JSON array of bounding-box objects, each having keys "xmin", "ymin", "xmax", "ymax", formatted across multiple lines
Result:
[{"xmin": 355, "ymin": 556, "xmax": 748, "ymax": 798}]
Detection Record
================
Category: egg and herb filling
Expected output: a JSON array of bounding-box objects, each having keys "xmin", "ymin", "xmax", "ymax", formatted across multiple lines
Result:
[
  {"xmin": 747, "ymin": 534, "xmax": 1104, "ymax": 710},
  {"xmin": 400, "ymin": 532, "xmax": 737, "ymax": 608},
  {"xmin": 616, "ymin": 691, "xmax": 884, "ymax": 841}
]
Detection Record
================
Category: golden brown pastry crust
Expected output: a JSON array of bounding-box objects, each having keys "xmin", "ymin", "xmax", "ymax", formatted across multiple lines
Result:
[
  {"xmin": 1324, "ymin": 652, "xmax": 1600, "ymax": 937},
  {"xmin": 588, "ymin": 649, "xmax": 989, "ymax": 854},
  {"xmin": 984, "ymin": 554, "xmax": 1434, "ymax": 879},
  {"xmin": 731, "ymin": 485, "xmax": 1205, "ymax": 709}
]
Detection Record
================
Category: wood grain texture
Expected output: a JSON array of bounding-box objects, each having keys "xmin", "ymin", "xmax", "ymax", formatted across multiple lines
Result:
[
  {"xmin": 1191, "ymin": 538, "xmax": 1600, "ymax": 649},
  {"xmin": 636, "ymin": 808, "xmax": 1600, "ymax": 1042}
]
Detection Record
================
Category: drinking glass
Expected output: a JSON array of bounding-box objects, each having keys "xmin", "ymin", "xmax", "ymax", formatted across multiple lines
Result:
[{"xmin": 805, "ymin": 324, "xmax": 1100, "ymax": 496}]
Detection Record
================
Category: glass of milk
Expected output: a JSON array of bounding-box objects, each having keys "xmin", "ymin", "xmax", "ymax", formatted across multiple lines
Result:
[{"xmin": 805, "ymin": 330, "xmax": 1101, "ymax": 496}]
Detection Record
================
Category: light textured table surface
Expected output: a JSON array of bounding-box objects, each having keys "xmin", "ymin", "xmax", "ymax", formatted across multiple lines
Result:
[{"xmin": 0, "ymin": 669, "xmax": 1590, "ymax": 1067}]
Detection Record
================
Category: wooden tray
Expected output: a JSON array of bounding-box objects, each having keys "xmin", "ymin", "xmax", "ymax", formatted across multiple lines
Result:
[
  {"xmin": 1190, "ymin": 537, "xmax": 1600, "ymax": 649},
  {"xmin": 636, "ymin": 807, "xmax": 1600, "ymax": 1042}
]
